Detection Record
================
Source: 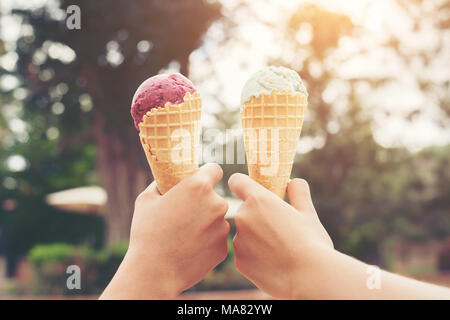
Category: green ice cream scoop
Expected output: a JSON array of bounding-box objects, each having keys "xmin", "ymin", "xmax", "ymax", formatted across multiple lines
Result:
[{"xmin": 241, "ymin": 66, "xmax": 308, "ymax": 105}]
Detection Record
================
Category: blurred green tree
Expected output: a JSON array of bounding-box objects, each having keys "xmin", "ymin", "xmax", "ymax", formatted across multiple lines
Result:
[
  {"xmin": 9, "ymin": 0, "xmax": 221, "ymax": 243},
  {"xmin": 277, "ymin": 2, "xmax": 450, "ymax": 263}
]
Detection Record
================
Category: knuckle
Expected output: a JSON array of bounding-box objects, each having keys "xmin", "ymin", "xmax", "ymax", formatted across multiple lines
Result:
[
  {"xmin": 222, "ymin": 221, "xmax": 231, "ymax": 237},
  {"xmin": 246, "ymin": 193, "xmax": 261, "ymax": 206},
  {"xmin": 135, "ymin": 193, "xmax": 143, "ymax": 205},
  {"xmin": 214, "ymin": 199, "xmax": 229, "ymax": 216},
  {"xmin": 228, "ymin": 173, "xmax": 239, "ymax": 188},
  {"xmin": 209, "ymin": 162, "xmax": 223, "ymax": 175},
  {"xmin": 134, "ymin": 191, "xmax": 150, "ymax": 206},
  {"xmin": 232, "ymin": 235, "xmax": 239, "ymax": 250},
  {"xmin": 190, "ymin": 176, "xmax": 211, "ymax": 194},
  {"xmin": 233, "ymin": 214, "xmax": 244, "ymax": 228},
  {"xmin": 328, "ymin": 236, "xmax": 334, "ymax": 249},
  {"xmin": 212, "ymin": 233, "xmax": 229, "ymax": 263},
  {"xmin": 234, "ymin": 208, "xmax": 252, "ymax": 229},
  {"xmin": 294, "ymin": 178, "xmax": 310, "ymax": 191},
  {"xmin": 214, "ymin": 222, "xmax": 230, "ymax": 245},
  {"xmin": 243, "ymin": 193, "xmax": 265, "ymax": 212},
  {"xmin": 219, "ymin": 241, "xmax": 228, "ymax": 261},
  {"xmin": 232, "ymin": 233, "xmax": 243, "ymax": 252}
]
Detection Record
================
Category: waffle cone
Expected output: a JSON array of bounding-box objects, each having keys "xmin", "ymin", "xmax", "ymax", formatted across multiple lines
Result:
[
  {"xmin": 241, "ymin": 90, "xmax": 307, "ymax": 198},
  {"xmin": 138, "ymin": 92, "xmax": 201, "ymax": 194}
]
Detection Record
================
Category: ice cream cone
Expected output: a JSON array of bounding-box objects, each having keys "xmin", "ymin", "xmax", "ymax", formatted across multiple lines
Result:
[
  {"xmin": 138, "ymin": 92, "xmax": 201, "ymax": 194},
  {"xmin": 241, "ymin": 89, "xmax": 307, "ymax": 198}
]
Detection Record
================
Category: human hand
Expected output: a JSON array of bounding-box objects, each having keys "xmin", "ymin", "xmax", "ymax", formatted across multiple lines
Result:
[
  {"xmin": 228, "ymin": 173, "xmax": 333, "ymax": 299},
  {"xmin": 101, "ymin": 163, "xmax": 230, "ymax": 299}
]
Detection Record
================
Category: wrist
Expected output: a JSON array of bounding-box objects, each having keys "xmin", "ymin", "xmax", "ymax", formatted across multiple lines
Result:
[
  {"xmin": 290, "ymin": 245, "xmax": 339, "ymax": 299},
  {"xmin": 124, "ymin": 247, "xmax": 181, "ymax": 299},
  {"xmin": 291, "ymin": 246, "xmax": 377, "ymax": 300},
  {"xmin": 101, "ymin": 246, "xmax": 180, "ymax": 299}
]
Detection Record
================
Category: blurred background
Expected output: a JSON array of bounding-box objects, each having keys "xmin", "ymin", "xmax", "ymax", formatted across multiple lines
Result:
[{"xmin": 0, "ymin": 0, "xmax": 449, "ymax": 298}]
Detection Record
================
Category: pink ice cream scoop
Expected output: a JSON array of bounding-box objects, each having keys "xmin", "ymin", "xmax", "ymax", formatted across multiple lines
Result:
[{"xmin": 130, "ymin": 73, "xmax": 197, "ymax": 130}]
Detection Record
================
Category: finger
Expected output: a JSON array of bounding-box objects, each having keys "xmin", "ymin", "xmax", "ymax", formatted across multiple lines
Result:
[
  {"xmin": 212, "ymin": 194, "xmax": 229, "ymax": 218},
  {"xmin": 172, "ymin": 162, "xmax": 223, "ymax": 192},
  {"xmin": 165, "ymin": 163, "xmax": 223, "ymax": 200},
  {"xmin": 228, "ymin": 173, "xmax": 267, "ymax": 201},
  {"xmin": 143, "ymin": 180, "xmax": 161, "ymax": 197},
  {"xmin": 287, "ymin": 178, "xmax": 315, "ymax": 213},
  {"xmin": 192, "ymin": 162, "xmax": 223, "ymax": 188},
  {"xmin": 232, "ymin": 233, "xmax": 253, "ymax": 276}
]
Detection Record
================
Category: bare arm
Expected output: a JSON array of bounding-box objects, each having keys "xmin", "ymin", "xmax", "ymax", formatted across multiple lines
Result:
[{"xmin": 297, "ymin": 245, "xmax": 450, "ymax": 300}]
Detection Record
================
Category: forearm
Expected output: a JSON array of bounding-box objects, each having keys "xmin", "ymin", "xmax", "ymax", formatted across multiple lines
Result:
[
  {"xmin": 296, "ymin": 247, "xmax": 450, "ymax": 300},
  {"xmin": 99, "ymin": 249, "xmax": 178, "ymax": 300}
]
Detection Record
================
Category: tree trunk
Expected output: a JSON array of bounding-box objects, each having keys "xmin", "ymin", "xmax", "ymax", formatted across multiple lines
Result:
[{"xmin": 93, "ymin": 109, "xmax": 151, "ymax": 244}]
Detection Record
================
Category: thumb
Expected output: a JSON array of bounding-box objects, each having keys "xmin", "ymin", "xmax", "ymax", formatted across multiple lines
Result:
[
  {"xmin": 228, "ymin": 173, "xmax": 268, "ymax": 201},
  {"xmin": 168, "ymin": 162, "xmax": 223, "ymax": 197},
  {"xmin": 228, "ymin": 173, "xmax": 252, "ymax": 200},
  {"xmin": 287, "ymin": 179, "xmax": 316, "ymax": 214},
  {"xmin": 138, "ymin": 180, "xmax": 161, "ymax": 200}
]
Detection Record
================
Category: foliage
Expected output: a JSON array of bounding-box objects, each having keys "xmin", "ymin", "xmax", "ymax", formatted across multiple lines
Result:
[
  {"xmin": 11, "ymin": 0, "xmax": 222, "ymax": 139},
  {"xmin": 28, "ymin": 243, "xmax": 93, "ymax": 267},
  {"xmin": 27, "ymin": 242, "xmax": 128, "ymax": 295},
  {"xmin": 0, "ymin": 102, "xmax": 103, "ymax": 273},
  {"xmin": 5, "ymin": 0, "xmax": 222, "ymax": 243},
  {"xmin": 25, "ymin": 239, "xmax": 252, "ymax": 295}
]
